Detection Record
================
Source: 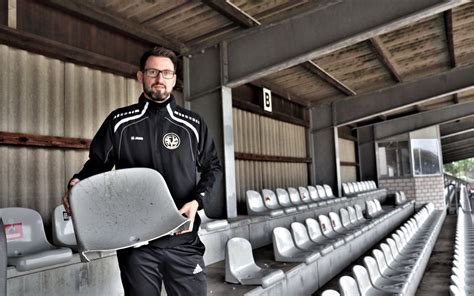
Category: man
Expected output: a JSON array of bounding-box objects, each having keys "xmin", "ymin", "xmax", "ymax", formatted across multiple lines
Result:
[{"xmin": 63, "ymin": 47, "xmax": 222, "ymax": 296}]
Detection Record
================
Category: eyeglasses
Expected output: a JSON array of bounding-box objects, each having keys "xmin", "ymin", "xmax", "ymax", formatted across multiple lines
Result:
[{"xmin": 143, "ymin": 68, "xmax": 175, "ymax": 79}]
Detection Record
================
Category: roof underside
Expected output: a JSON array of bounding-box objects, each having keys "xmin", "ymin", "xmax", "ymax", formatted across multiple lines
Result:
[{"xmin": 80, "ymin": 0, "xmax": 474, "ymax": 162}]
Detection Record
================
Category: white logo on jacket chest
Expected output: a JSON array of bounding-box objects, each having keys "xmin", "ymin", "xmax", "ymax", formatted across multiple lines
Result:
[{"xmin": 163, "ymin": 133, "xmax": 180, "ymax": 150}]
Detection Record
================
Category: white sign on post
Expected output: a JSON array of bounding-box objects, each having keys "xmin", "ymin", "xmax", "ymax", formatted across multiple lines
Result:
[{"xmin": 263, "ymin": 88, "xmax": 272, "ymax": 112}]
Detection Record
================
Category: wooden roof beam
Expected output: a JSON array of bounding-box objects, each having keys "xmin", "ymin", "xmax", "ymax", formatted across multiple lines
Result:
[
  {"xmin": 444, "ymin": 9, "xmax": 457, "ymax": 68},
  {"xmin": 202, "ymin": 0, "xmax": 260, "ymax": 28},
  {"xmin": 39, "ymin": 0, "xmax": 186, "ymax": 52},
  {"xmin": 369, "ymin": 37, "xmax": 403, "ymax": 82},
  {"xmin": 302, "ymin": 61, "xmax": 357, "ymax": 96}
]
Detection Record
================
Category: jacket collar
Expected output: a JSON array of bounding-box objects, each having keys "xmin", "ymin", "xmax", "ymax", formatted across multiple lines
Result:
[{"xmin": 139, "ymin": 93, "xmax": 177, "ymax": 111}]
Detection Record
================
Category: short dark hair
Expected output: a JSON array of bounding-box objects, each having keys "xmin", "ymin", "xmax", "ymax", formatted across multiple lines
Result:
[{"xmin": 139, "ymin": 47, "xmax": 178, "ymax": 71}]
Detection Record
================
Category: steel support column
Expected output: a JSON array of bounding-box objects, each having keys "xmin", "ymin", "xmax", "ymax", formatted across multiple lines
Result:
[
  {"xmin": 310, "ymin": 104, "xmax": 341, "ymax": 196},
  {"xmin": 184, "ymin": 44, "xmax": 237, "ymax": 218},
  {"xmin": 358, "ymin": 125, "xmax": 378, "ymax": 183}
]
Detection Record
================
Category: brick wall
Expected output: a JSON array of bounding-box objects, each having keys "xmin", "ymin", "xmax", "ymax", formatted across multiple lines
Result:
[
  {"xmin": 414, "ymin": 175, "xmax": 445, "ymax": 210},
  {"xmin": 379, "ymin": 175, "xmax": 445, "ymax": 210},
  {"xmin": 379, "ymin": 178, "xmax": 416, "ymax": 199}
]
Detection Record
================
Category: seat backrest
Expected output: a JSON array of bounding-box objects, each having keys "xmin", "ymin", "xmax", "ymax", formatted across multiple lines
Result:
[
  {"xmin": 370, "ymin": 181, "xmax": 377, "ymax": 189},
  {"xmin": 395, "ymin": 192, "xmax": 402, "ymax": 205},
  {"xmin": 0, "ymin": 207, "xmax": 52, "ymax": 256},
  {"xmin": 347, "ymin": 183, "xmax": 355, "ymax": 194},
  {"xmin": 305, "ymin": 218, "xmax": 324, "ymax": 241},
  {"xmin": 328, "ymin": 212, "xmax": 344, "ymax": 232},
  {"xmin": 380, "ymin": 243, "xmax": 396, "ymax": 265},
  {"xmin": 321, "ymin": 289, "xmax": 341, "ymax": 296},
  {"xmin": 351, "ymin": 182, "xmax": 359, "ymax": 193},
  {"xmin": 373, "ymin": 199, "xmax": 383, "ymax": 211},
  {"xmin": 363, "ymin": 256, "xmax": 381, "ymax": 285},
  {"xmin": 347, "ymin": 206, "xmax": 358, "ymax": 224},
  {"xmin": 342, "ymin": 183, "xmax": 350, "ymax": 196},
  {"xmin": 291, "ymin": 222, "xmax": 311, "ymax": 248},
  {"xmin": 308, "ymin": 186, "xmax": 320, "ymax": 202},
  {"xmin": 52, "ymin": 204, "xmax": 77, "ymax": 248},
  {"xmin": 339, "ymin": 276, "xmax": 360, "ymax": 296},
  {"xmin": 226, "ymin": 237, "xmax": 255, "ymax": 273},
  {"xmin": 316, "ymin": 185, "xmax": 327, "ymax": 199},
  {"xmin": 246, "ymin": 190, "xmax": 267, "ymax": 214},
  {"xmin": 387, "ymin": 238, "xmax": 401, "ymax": 256},
  {"xmin": 298, "ymin": 187, "xmax": 312, "ymax": 204},
  {"xmin": 352, "ymin": 265, "xmax": 372, "ymax": 295},
  {"xmin": 365, "ymin": 200, "xmax": 377, "ymax": 216},
  {"xmin": 372, "ymin": 249, "xmax": 389, "ymax": 272},
  {"xmin": 272, "ymin": 227, "xmax": 296, "ymax": 254},
  {"xmin": 323, "ymin": 185, "xmax": 334, "ymax": 197},
  {"xmin": 261, "ymin": 189, "xmax": 281, "ymax": 210},
  {"xmin": 275, "ymin": 188, "xmax": 292, "ymax": 207},
  {"xmin": 339, "ymin": 208, "xmax": 352, "ymax": 227},
  {"xmin": 288, "ymin": 187, "xmax": 303, "ymax": 205},
  {"xmin": 354, "ymin": 204, "xmax": 365, "ymax": 220},
  {"xmin": 318, "ymin": 215, "xmax": 336, "ymax": 236}
]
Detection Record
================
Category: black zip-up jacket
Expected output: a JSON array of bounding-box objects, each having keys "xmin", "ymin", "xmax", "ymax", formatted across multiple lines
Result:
[{"xmin": 73, "ymin": 94, "xmax": 222, "ymax": 247}]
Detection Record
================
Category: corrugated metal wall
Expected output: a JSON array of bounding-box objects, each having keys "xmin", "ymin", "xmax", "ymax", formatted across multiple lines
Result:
[
  {"xmin": 233, "ymin": 108, "xmax": 308, "ymax": 208},
  {"xmin": 339, "ymin": 138, "xmax": 357, "ymax": 182},
  {"xmin": 0, "ymin": 45, "xmax": 141, "ymax": 225}
]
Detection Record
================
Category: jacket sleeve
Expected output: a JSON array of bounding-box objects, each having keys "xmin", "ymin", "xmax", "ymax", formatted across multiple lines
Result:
[
  {"xmin": 193, "ymin": 119, "xmax": 223, "ymax": 210},
  {"xmin": 72, "ymin": 113, "xmax": 116, "ymax": 181}
]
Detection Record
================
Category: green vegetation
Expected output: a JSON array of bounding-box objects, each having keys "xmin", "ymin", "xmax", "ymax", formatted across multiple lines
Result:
[{"xmin": 444, "ymin": 158, "xmax": 474, "ymax": 179}]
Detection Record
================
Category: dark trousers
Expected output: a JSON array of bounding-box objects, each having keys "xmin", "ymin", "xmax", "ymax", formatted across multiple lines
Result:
[{"xmin": 117, "ymin": 235, "xmax": 207, "ymax": 296}]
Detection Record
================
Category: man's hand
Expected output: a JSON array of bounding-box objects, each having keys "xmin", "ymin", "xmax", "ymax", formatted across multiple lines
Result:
[
  {"xmin": 177, "ymin": 200, "xmax": 199, "ymax": 234},
  {"xmin": 63, "ymin": 178, "xmax": 80, "ymax": 216}
]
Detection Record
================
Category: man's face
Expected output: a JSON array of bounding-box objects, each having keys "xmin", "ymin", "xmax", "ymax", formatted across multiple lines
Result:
[{"xmin": 137, "ymin": 56, "xmax": 176, "ymax": 102}]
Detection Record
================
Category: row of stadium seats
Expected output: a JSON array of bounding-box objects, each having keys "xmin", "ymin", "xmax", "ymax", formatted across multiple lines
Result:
[
  {"xmin": 221, "ymin": 197, "xmax": 414, "ymax": 295},
  {"xmin": 450, "ymin": 207, "xmax": 473, "ymax": 295},
  {"xmin": 320, "ymin": 203, "xmax": 445, "ymax": 296},
  {"xmin": 342, "ymin": 181, "xmax": 378, "ymax": 196},
  {"xmin": 246, "ymin": 185, "xmax": 347, "ymax": 216},
  {"xmin": 271, "ymin": 201, "xmax": 391, "ymax": 263},
  {"xmin": 0, "ymin": 207, "xmax": 73, "ymax": 272}
]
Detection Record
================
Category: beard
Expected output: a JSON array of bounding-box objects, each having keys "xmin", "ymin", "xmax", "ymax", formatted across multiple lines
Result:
[{"xmin": 143, "ymin": 82, "xmax": 171, "ymax": 102}]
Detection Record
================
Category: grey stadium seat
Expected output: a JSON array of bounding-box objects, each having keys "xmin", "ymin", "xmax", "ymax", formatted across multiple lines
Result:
[
  {"xmin": 272, "ymin": 227, "xmax": 320, "ymax": 263},
  {"xmin": 275, "ymin": 188, "xmax": 298, "ymax": 214},
  {"xmin": 0, "ymin": 207, "xmax": 72, "ymax": 271},
  {"xmin": 298, "ymin": 187, "xmax": 318, "ymax": 208},
  {"xmin": 288, "ymin": 187, "xmax": 309, "ymax": 211},
  {"xmin": 339, "ymin": 275, "xmax": 361, "ymax": 296},
  {"xmin": 69, "ymin": 168, "xmax": 191, "ymax": 260},
  {"xmin": 290, "ymin": 222, "xmax": 333, "ymax": 255},
  {"xmin": 225, "ymin": 237, "xmax": 284, "ymax": 288},
  {"xmin": 261, "ymin": 189, "xmax": 285, "ymax": 217},
  {"xmin": 305, "ymin": 218, "xmax": 344, "ymax": 249},
  {"xmin": 246, "ymin": 190, "xmax": 270, "ymax": 216},
  {"xmin": 52, "ymin": 204, "xmax": 78, "ymax": 250}
]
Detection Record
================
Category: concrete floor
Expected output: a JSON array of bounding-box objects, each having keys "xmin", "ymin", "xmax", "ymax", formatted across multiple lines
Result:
[{"xmin": 416, "ymin": 214, "xmax": 456, "ymax": 296}]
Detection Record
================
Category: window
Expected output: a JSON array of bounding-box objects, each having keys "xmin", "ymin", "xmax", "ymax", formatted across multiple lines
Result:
[
  {"xmin": 378, "ymin": 141, "xmax": 411, "ymax": 178},
  {"xmin": 411, "ymin": 139, "xmax": 441, "ymax": 175}
]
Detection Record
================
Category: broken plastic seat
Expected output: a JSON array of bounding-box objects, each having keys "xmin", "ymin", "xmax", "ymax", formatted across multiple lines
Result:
[
  {"xmin": 0, "ymin": 207, "xmax": 72, "ymax": 271},
  {"xmin": 225, "ymin": 237, "xmax": 284, "ymax": 288},
  {"xmin": 69, "ymin": 168, "xmax": 190, "ymax": 260}
]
